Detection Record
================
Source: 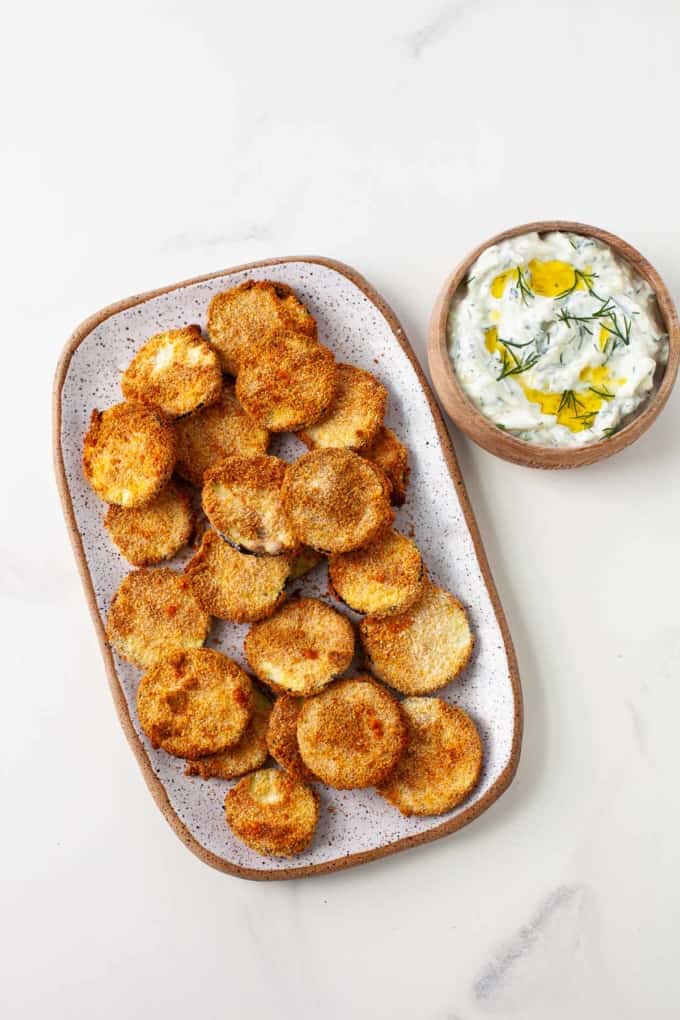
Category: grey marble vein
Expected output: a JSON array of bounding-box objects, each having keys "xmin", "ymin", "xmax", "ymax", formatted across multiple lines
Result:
[{"xmin": 403, "ymin": 0, "xmax": 479, "ymax": 59}]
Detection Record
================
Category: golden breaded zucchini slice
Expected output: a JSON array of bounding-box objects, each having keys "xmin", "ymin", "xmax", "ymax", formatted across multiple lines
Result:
[
  {"xmin": 83, "ymin": 402, "xmax": 176, "ymax": 507},
  {"xmin": 266, "ymin": 695, "xmax": 315, "ymax": 781},
  {"xmin": 202, "ymin": 455, "xmax": 297, "ymax": 556},
  {"xmin": 244, "ymin": 597, "xmax": 355, "ymax": 696},
  {"xmin": 185, "ymin": 531, "xmax": 289, "ymax": 622},
  {"xmin": 106, "ymin": 567, "xmax": 210, "ymax": 669},
  {"xmin": 207, "ymin": 280, "xmax": 317, "ymax": 376},
  {"xmin": 225, "ymin": 767, "xmax": 318, "ymax": 857},
  {"xmin": 299, "ymin": 363, "xmax": 387, "ymax": 450},
  {"xmin": 121, "ymin": 325, "xmax": 222, "ymax": 418},
  {"xmin": 104, "ymin": 481, "xmax": 194, "ymax": 566},
  {"xmin": 378, "ymin": 698, "xmax": 483, "ymax": 815},
  {"xmin": 137, "ymin": 648, "xmax": 253, "ymax": 759},
  {"xmin": 329, "ymin": 529, "xmax": 425, "ymax": 617},
  {"xmin": 287, "ymin": 545, "xmax": 323, "ymax": 581},
  {"xmin": 297, "ymin": 676, "xmax": 407, "ymax": 789},
  {"xmin": 185, "ymin": 688, "xmax": 272, "ymax": 779},
  {"xmin": 360, "ymin": 427, "xmax": 410, "ymax": 507},
  {"xmin": 174, "ymin": 382, "xmax": 270, "ymax": 486},
  {"xmin": 359, "ymin": 582, "xmax": 474, "ymax": 695},
  {"xmin": 236, "ymin": 329, "xmax": 336, "ymax": 432},
  {"xmin": 281, "ymin": 448, "xmax": 393, "ymax": 554}
]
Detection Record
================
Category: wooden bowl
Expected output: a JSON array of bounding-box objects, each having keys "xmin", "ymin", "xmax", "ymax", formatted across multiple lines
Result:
[{"xmin": 428, "ymin": 220, "xmax": 680, "ymax": 469}]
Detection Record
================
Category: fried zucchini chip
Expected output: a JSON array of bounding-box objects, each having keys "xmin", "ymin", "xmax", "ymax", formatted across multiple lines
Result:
[
  {"xmin": 287, "ymin": 546, "xmax": 324, "ymax": 581},
  {"xmin": 202, "ymin": 455, "xmax": 297, "ymax": 556},
  {"xmin": 329, "ymin": 529, "xmax": 425, "ymax": 617},
  {"xmin": 359, "ymin": 582, "xmax": 474, "ymax": 695},
  {"xmin": 83, "ymin": 402, "xmax": 176, "ymax": 507},
  {"xmin": 266, "ymin": 695, "xmax": 315, "ymax": 781},
  {"xmin": 185, "ymin": 531, "xmax": 289, "ymax": 623},
  {"xmin": 104, "ymin": 481, "xmax": 194, "ymax": 566},
  {"xmin": 207, "ymin": 280, "xmax": 317, "ymax": 376},
  {"xmin": 185, "ymin": 688, "xmax": 272, "ymax": 779},
  {"xmin": 378, "ymin": 698, "xmax": 483, "ymax": 815},
  {"xmin": 225, "ymin": 767, "xmax": 318, "ymax": 857},
  {"xmin": 297, "ymin": 676, "xmax": 407, "ymax": 789},
  {"xmin": 137, "ymin": 648, "xmax": 253, "ymax": 759},
  {"xmin": 359, "ymin": 427, "xmax": 410, "ymax": 507},
  {"xmin": 174, "ymin": 383, "xmax": 270, "ymax": 486},
  {"xmin": 106, "ymin": 568, "xmax": 210, "ymax": 669},
  {"xmin": 121, "ymin": 325, "xmax": 222, "ymax": 418},
  {"xmin": 299, "ymin": 363, "xmax": 387, "ymax": 450},
  {"xmin": 244, "ymin": 597, "xmax": 355, "ymax": 695},
  {"xmin": 236, "ymin": 329, "xmax": 336, "ymax": 432},
  {"xmin": 281, "ymin": 448, "xmax": 393, "ymax": 554}
]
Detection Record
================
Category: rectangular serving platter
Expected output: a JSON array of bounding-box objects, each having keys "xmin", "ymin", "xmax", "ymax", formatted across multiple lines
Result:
[{"xmin": 54, "ymin": 256, "xmax": 522, "ymax": 880}]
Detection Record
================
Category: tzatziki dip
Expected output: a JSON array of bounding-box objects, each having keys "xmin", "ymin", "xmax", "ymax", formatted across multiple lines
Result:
[{"xmin": 448, "ymin": 231, "xmax": 668, "ymax": 446}]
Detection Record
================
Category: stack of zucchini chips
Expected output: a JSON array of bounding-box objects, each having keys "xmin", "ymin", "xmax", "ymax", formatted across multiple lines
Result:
[{"xmin": 83, "ymin": 280, "xmax": 482, "ymax": 858}]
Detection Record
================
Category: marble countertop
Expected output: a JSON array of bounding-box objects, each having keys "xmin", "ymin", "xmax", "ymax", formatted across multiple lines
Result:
[{"xmin": 2, "ymin": 1, "xmax": 679, "ymax": 1017}]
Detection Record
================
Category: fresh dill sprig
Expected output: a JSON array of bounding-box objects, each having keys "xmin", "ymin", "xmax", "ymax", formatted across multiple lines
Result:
[
  {"xmin": 556, "ymin": 299, "xmax": 632, "ymax": 357},
  {"xmin": 515, "ymin": 266, "xmax": 534, "ymax": 306},
  {"xmin": 573, "ymin": 410, "xmax": 599, "ymax": 429},
  {"xmin": 557, "ymin": 390, "xmax": 585, "ymax": 415},
  {"xmin": 555, "ymin": 268, "xmax": 600, "ymax": 300},
  {"xmin": 602, "ymin": 423, "xmax": 622, "ymax": 438},
  {"xmin": 495, "ymin": 336, "xmax": 541, "ymax": 380},
  {"xmin": 588, "ymin": 385, "xmax": 614, "ymax": 400}
]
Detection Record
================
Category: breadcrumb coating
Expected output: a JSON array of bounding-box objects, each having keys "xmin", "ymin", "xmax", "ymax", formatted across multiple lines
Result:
[
  {"xmin": 224, "ymin": 767, "xmax": 318, "ymax": 857},
  {"xmin": 329, "ymin": 529, "xmax": 425, "ymax": 617},
  {"xmin": 83, "ymin": 402, "xmax": 176, "ymax": 507},
  {"xmin": 104, "ymin": 481, "xmax": 194, "ymax": 566},
  {"xmin": 359, "ymin": 427, "xmax": 410, "ymax": 507},
  {"xmin": 185, "ymin": 688, "xmax": 272, "ymax": 779},
  {"xmin": 266, "ymin": 695, "xmax": 316, "ymax": 782},
  {"xmin": 202, "ymin": 454, "xmax": 297, "ymax": 556},
  {"xmin": 121, "ymin": 325, "xmax": 222, "ymax": 418},
  {"xmin": 245, "ymin": 597, "xmax": 355, "ymax": 695},
  {"xmin": 185, "ymin": 531, "xmax": 289, "ymax": 623},
  {"xmin": 378, "ymin": 698, "xmax": 483, "ymax": 815},
  {"xmin": 208, "ymin": 280, "xmax": 316, "ymax": 376},
  {"xmin": 300, "ymin": 363, "xmax": 387, "ymax": 450},
  {"xmin": 137, "ymin": 648, "xmax": 253, "ymax": 759},
  {"xmin": 106, "ymin": 567, "xmax": 210, "ymax": 669},
  {"xmin": 236, "ymin": 329, "xmax": 336, "ymax": 432},
  {"xmin": 281, "ymin": 448, "xmax": 393, "ymax": 554},
  {"xmin": 297, "ymin": 676, "xmax": 407, "ymax": 789},
  {"xmin": 359, "ymin": 582, "xmax": 474, "ymax": 695},
  {"xmin": 174, "ymin": 382, "xmax": 269, "ymax": 486}
]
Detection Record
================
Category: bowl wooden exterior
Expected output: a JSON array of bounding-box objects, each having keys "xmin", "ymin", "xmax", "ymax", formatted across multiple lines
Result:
[{"xmin": 428, "ymin": 220, "xmax": 680, "ymax": 469}]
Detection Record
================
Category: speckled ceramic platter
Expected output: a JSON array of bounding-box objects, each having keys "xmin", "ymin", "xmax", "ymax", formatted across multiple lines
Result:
[{"xmin": 54, "ymin": 257, "xmax": 522, "ymax": 880}]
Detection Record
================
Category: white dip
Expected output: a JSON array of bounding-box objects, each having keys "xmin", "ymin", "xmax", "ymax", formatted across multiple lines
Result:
[{"xmin": 448, "ymin": 231, "xmax": 668, "ymax": 446}]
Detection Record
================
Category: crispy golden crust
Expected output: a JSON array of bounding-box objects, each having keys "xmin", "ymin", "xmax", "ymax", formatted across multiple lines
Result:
[
  {"xmin": 378, "ymin": 698, "xmax": 483, "ymax": 815},
  {"xmin": 207, "ymin": 280, "xmax": 317, "ymax": 376},
  {"xmin": 299, "ymin": 363, "xmax": 387, "ymax": 450},
  {"xmin": 266, "ymin": 695, "xmax": 315, "ymax": 782},
  {"xmin": 244, "ymin": 597, "xmax": 355, "ymax": 696},
  {"xmin": 297, "ymin": 676, "xmax": 407, "ymax": 789},
  {"xmin": 174, "ymin": 382, "xmax": 269, "ymax": 487},
  {"xmin": 224, "ymin": 767, "xmax": 318, "ymax": 857},
  {"xmin": 137, "ymin": 648, "xmax": 253, "ymax": 759},
  {"xmin": 360, "ymin": 427, "xmax": 410, "ymax": 507},
  {"xmin": 281, "ymin": 448, "xmax": 393, "ymax": 554},
  {"xmin": 185, "ymin": 531, "xmax": 289, "ymax": 623},
  {"xmin": 359, "ymin": 582, "xmax": 474, "ymax": 695},
  {"xmin": 329, "ymin": 529, "xmax": 425, "ymax": 617},
  {"xmin": 106, "ymin": 568, "xmax": 210, "ymax": 669},
  {"xmin": 185, "ymin": 688, "xmax": 272, "ymax": 779},
  {"xmin": 236, "ymin": 330, "xmax": 336, "ymax": 432},
  {"xmin": 202, "ymin": 455, "xmax": 297, "ymax": 556},
  {"xmin": 104, "ymin": 481, "xmax": 195, "ymax": 566},
  {"xmin": 287, "ymin": 546, "xmax": 324, "ymax": 581},
  {"xmin": 83, "ymin": 402, "xmax": 176, "ymax": 507},
  {"xmin": 121, "ymin": 325, "xmax": 222, "ymax": 418}
]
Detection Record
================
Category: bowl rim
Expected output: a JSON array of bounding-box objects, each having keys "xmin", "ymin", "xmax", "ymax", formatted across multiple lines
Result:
[{"xmin": 427, "ymin": 219, "xmax": 680, "ymax": 469}]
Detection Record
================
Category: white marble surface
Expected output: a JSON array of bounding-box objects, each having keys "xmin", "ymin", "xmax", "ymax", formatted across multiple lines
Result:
[{"xmin": 2, "ymin": 1, "xmax": 679, "ymax": 1017}]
